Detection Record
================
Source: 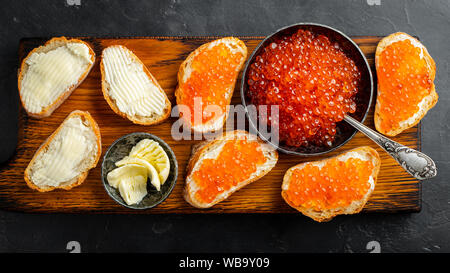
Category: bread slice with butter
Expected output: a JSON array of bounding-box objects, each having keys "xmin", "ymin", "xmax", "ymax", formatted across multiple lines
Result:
[
  {"xmin": 24, "ymin": 110, "xmax": 101, "ymax": 192},
  {"xmin": 18, "ymin": 37, "xmax": 95, "ymax": 118},
  {"xmin": 101, "ymin": 45, "xmax": 171, "ymax": 125}
]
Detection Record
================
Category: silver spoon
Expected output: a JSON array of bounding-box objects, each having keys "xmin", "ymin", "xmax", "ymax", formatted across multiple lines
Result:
[{"xmin": 344, "ymin": 115, "xmax": 437, "ymax": 180}]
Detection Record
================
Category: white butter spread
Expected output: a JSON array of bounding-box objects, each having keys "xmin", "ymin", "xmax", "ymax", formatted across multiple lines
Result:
[
  {"xmin": 20, "ymin": 42, "xmax": 92, "ymax": 114},
  {"xmin": 102, "ymin": 46, "xmax": 166, "ymax": 118},
  {"xmin": 30, "ymin": 116, "xmax": 97, "ymax": 188},
  {"xmin": 337, "ymin": 151, "xmax": 371, "ymax": 162}
]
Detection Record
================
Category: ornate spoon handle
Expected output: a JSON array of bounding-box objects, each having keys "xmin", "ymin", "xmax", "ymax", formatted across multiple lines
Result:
[{"xmin": 344, "ymin": 115, "xmax": 437, "ymax": 180}]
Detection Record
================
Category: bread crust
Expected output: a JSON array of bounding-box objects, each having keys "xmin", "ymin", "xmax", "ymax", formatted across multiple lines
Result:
[
  {"xmin": 374, "ymin": 32, "xmax": 437, "ymax": 136},
  {"xmin": 18, "ymin": 37, "xmax": 96, "ymax": 119},
  {"xmin": 175, "ymin": 37, "xmax": 247, "ymax": 134},
  {"xmin": 24, "ymin": 110, "xmax": 102, "ymax": 192},
  {"xmin": 281, "ymin": 146, "xmax": 381, "ymax": 222},
  {"xmin": 184, "ymin": 130, "xmax": 278, "ymax": 208},
  {"xmin": 100, "ymin": 45, "xmax": 171, "ymax": 125}
]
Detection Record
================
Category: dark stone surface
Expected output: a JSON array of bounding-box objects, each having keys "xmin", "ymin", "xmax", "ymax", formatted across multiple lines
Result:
[{"xmin": 0, "ymin": 0, "xmax": 449, "ymax": 253}]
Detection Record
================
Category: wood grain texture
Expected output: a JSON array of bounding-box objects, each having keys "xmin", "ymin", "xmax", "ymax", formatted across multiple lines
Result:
[{"xmin": 0, "ymin": 36, "xmax": 420, "ymax": 214}]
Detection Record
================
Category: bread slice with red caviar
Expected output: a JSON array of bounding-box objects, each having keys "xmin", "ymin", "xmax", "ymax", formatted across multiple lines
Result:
[
  {"xmin": 24, "ymin": 110, "xmax": 101, "ymax": 192},
  {"xmin": 18, "ymin": 37, "xmax": 95, "ymax": 119},
  {"xmin": 375, "ymin": 32, "xmax": 437, "ymax": 136},
  {"xmin": 184, "ymin": 130, "xmax": 278, "ymax": 208},
  {"xmin": 175, "ymin": 37, "xmax": 247, "ymax": 134},
  {"xmin": 281, "ymin": 146, "xmax": 381, "ymax": 222}
]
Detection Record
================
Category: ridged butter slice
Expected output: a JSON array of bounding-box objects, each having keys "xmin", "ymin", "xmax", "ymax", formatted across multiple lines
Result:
[
  {"xmin": 115, "ymin": 156, "xmax": 161, "ymax": 191},
  {"xmin": 107, "ymin": 164, "xmax": 147, "ymax": 188},
  {"xmin": 107, "ymin": 164, "xmax": 149, "ymax": 205},
  {"xmin": 129, "ymin": 139, "xmax": 170, "ymax": 184},
  {"xmin": 118, "ymin": 174, "xmax": 148, "ymax": 205},
  {"xmin": 102, "ymin": 46, "xmax": 166, "ymax": 118}
]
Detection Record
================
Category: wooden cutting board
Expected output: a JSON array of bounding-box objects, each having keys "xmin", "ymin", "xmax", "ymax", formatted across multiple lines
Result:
[{"xmin": 0, "ymin": 36, "xmax": 420, "ymax": 214}]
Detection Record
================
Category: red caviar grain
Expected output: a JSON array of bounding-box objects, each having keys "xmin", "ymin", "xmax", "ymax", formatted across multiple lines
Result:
[
  {"xmin": 285, "ymin": 158, "xmax": 374, "ymax": 211},
  {"xmin": 178, "ymin": 43, "xmax": 243, "ymax": 125},
  {"xmin": 247, "ymin": 29, "xmax": 361, "ymax": 147},
  {"xmin": 193, "ymin": 138, "xmax": 267, "ymax": 204},
  {"xmin": 377, "ymin": 39, "xmax": 433, "ymax": 132}
]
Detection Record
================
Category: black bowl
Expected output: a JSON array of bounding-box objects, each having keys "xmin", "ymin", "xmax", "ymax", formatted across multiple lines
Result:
[
  {"xmin": 101, "ymin": 132, "xmax": 178, "ymax": 209},
  {"xmin": 240, "ymin": 23, "xmax": 373, "ymax": 156}
]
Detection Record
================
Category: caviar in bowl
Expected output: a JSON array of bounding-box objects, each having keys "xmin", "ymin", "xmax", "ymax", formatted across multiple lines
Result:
[{"xmin": 241, "ymin": 23, "xmax": 373, "ymax": 156}]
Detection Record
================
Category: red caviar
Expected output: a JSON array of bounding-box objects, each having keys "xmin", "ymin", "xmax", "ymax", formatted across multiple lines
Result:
[
  {"xmin": 193, "ymin": 139, "xmax": 267, "ymax": 203},
  {"xmin": 178, "ymin": 43, "xmax": 243, "ymax": 125},
  {"xmin": 377, "ymin": 39, "xmax": 434, "ymax": 132},
  {"xmin": 285, "ymin": 158, "xmax": 374, "ymax": 211},
  {"xmin": 247, "ymin": 29, "xmax": 361, "ymax": 147}
]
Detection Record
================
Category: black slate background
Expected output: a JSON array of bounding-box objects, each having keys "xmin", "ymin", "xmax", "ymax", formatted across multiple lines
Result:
[{"xmin": 0, "ymin": 0, "xmax": 449, "ymax": 253}]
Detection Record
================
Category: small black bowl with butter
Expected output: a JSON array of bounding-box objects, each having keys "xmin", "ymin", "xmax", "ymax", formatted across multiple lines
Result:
[{"xmin": 101, "ymin": 132, "xmax": 178, "ymax": 210}]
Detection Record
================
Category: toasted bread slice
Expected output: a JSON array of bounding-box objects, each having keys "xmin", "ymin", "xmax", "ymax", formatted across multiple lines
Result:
[
  {"xmin": 24, "ymin": 110, "xmax": 101, "ymax": 192},
  {"xmin": 184, "ymin": 130, "xmax": 278, "ymax": 208},
  {"xmin": 175, "ymin": 37, "xmax": 247, "ymax": 134},
  {"xmin": 375, "ymin": 32, "xmax": 437, "ymax": 136},
  {"xmin": 282, "ymin": 146, "xmax": 380, "ymax": 222},
  {"xmin": 101, "ymin": 45, "xmax": 171, "ymax": 125},
  {"xmin": 18, "ymin": 37, "xmax": 95, "ymax": 118}
]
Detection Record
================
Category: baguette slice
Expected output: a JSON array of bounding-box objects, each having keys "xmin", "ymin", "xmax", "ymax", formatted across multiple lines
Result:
[
  {"xmin": 184, "ymin": 130, "xmax": 278, "ymax": 208},
  {"xmin": 24, "ymin": 110, "xmax": 101, "ymax": 192},
  {"xmin": 18, "ymin": 37, "xmax": 95, "ymax": 118},
  {"xmin": 175, "ymin": 37, "xmax": 247, "ymax": 134},
  {"xmin": 101, "ymin": 45, "xmax": 171, "ymax": 125},
  {"xmin": 282, "ymin": 146, "xmax": 381, "ymax": 222},
  {"xmin": 375, "ymin": 32, "xmax": 437, "ymax": 136}
]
